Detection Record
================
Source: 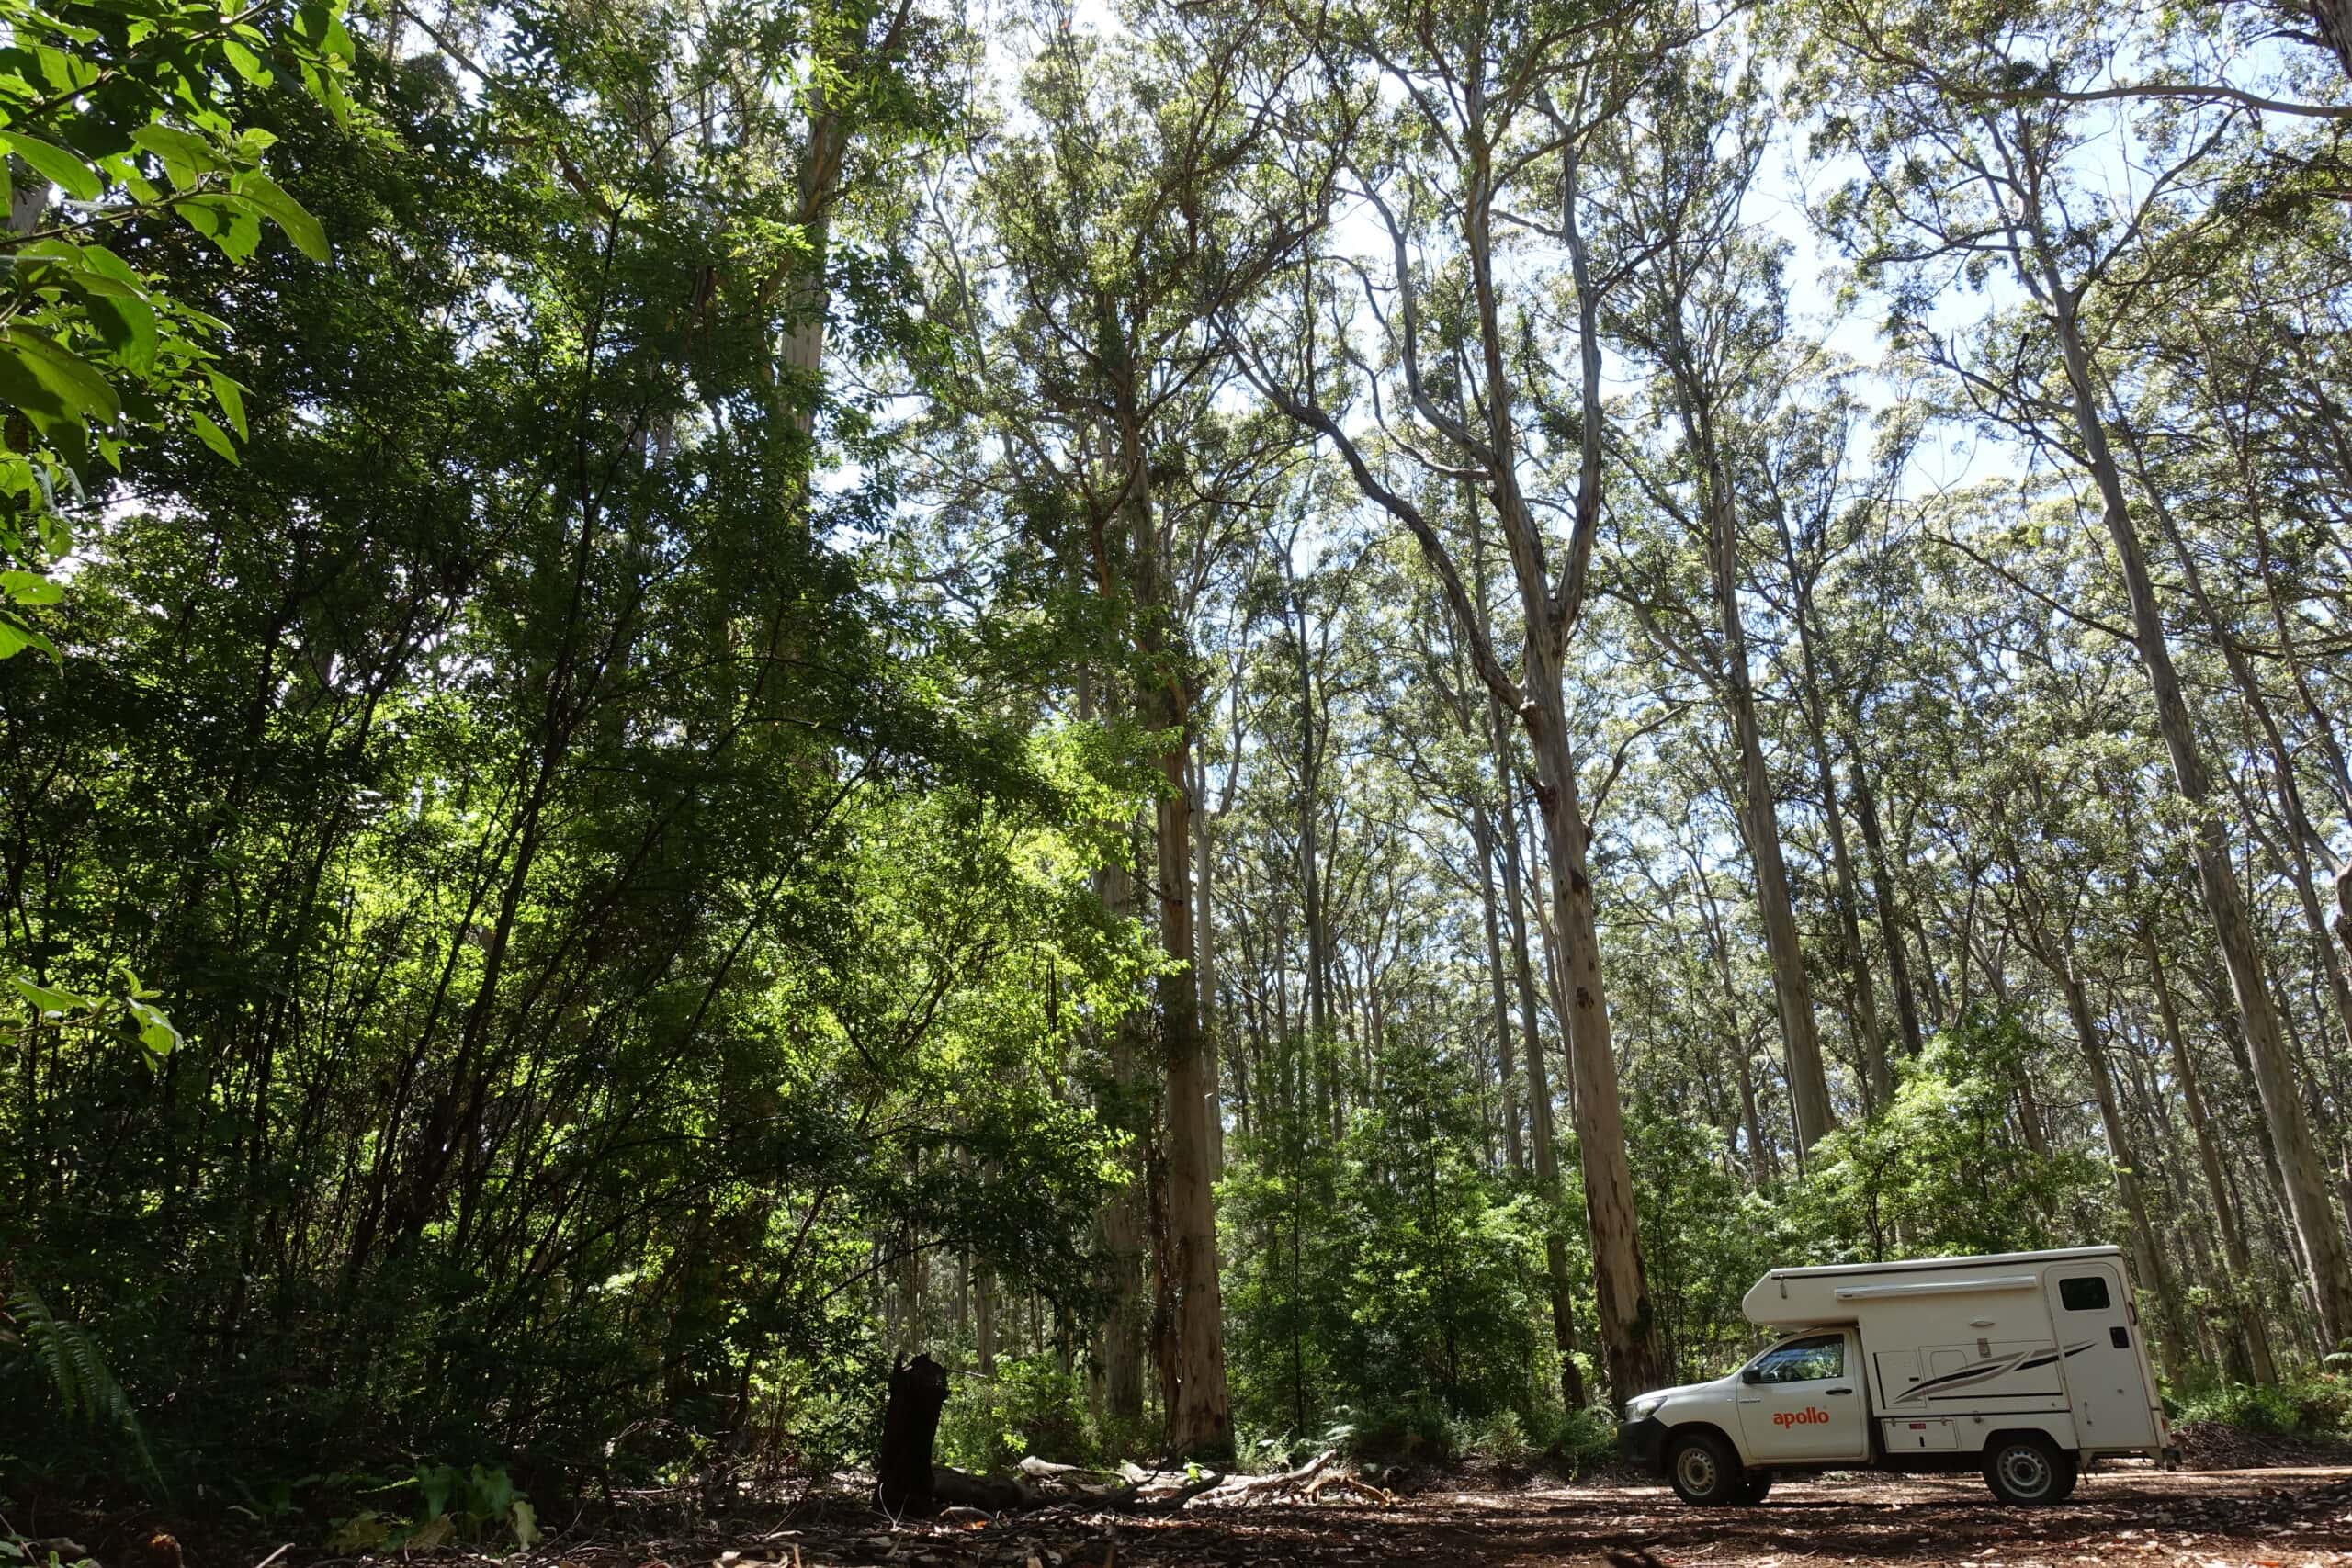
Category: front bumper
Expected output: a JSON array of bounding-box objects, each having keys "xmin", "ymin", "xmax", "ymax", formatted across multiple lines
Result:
[{"xmin": 1619, "ymin": 1416, "xmax": 1668, "ymax": 1473}]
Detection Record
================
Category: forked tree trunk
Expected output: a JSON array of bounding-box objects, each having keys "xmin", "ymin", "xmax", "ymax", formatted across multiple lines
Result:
[{"xmin": 1775, "ymin": 509, "xmax": 1891, "ymax": 1110}]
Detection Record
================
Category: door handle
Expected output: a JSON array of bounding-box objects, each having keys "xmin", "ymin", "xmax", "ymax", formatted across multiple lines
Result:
[{"xmin": 1825, "ymin": 1387, "xmax": 1852, "ymax": 1395}]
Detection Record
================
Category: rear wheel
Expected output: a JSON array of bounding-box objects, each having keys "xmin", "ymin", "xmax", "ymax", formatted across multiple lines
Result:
[
  {"xmin": 1982, "ymin": 1434, "xmax": 2077, "ymax": 1506},
  {"xmin": 1666, "ymin": 1431, "xmax": 1741, "ymax": 1506}
]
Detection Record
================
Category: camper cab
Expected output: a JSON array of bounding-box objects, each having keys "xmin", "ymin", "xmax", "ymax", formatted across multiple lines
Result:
[{"xmin": 1617, "ymin": 1247, "xmax": 2173, "ymax": 1506}]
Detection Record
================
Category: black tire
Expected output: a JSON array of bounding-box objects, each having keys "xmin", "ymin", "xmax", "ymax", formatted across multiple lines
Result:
[
  {"xmin": 1666, "ymin": 1431, "xmax": 1742, "ymax": 1506},
  {"xmin": 1734, "ymin": 1471, "xmax": 1774, "ymax": 1506},
  {"xmin": 1982, "ymin": 1433, "xmax": 2078, "ymax": 1506}
]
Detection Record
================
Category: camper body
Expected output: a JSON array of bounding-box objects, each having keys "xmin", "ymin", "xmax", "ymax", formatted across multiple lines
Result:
[{"xmin": 1617, "ymin": 1247, "xmax": 2172, "ymax": 1506}]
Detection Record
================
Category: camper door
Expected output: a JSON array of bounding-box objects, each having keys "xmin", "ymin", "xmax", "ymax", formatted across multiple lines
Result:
[{"xmin": 2043, "ymin": 1259, "xmax": 2157, "ymax": 1450}]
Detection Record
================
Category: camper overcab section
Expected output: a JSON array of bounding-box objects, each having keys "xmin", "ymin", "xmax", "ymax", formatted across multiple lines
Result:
[{"xmin": 1618, "ymin": 1247, "xmax": 2172, "ymax": 1507}]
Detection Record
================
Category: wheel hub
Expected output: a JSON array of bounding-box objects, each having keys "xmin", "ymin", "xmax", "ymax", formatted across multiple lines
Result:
[{"xmin": 1999, "ymin": 1446, "xmax": 2052, "ymax": 1496}]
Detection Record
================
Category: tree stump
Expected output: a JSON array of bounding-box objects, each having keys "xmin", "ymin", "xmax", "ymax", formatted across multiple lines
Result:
[{"xmin": 875, "ymin": 1352, "xmax": 951, "ymax": 1516}]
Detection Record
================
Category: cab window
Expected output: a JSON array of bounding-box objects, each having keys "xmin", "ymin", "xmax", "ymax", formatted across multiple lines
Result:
[{"xmin": 1751, "ymin": 1333, "xmax": 1845, "ymax": 1383}]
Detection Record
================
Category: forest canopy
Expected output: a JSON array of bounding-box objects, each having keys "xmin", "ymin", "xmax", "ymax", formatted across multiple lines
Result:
[{"xmin": 4, "ymin": 0, "xmax": 2352, "ymax": 1514}]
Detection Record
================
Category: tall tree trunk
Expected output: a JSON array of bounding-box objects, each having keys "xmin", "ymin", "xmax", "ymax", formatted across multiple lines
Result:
[
  {"xmin": 976, "ymin": 1263, "xmax": 997, "ymax": 1379},
  {"xmin": 2143, "ymin": 924, "xmax": 2276, "ymax": 1381},
  {"xmin": 1844, "ymin": 739, "xmax": 1928, "ymax": 1058},
  {"xmin": 2057, "ymin": 962, "xmax": 2188, "ymax": 1386},
  {"xmin": 1080, "ymin": 664, "xmax": 1148, "ymax": 1423},
  {"xmin": 1486, "ymin": 687, "xmax": 1583, "ymax": 1407},
  {"xmin": 1472, "ymin": 801, "xmax": 1527, "ymax": 1172},
  {"xmin": 2042, "ymin": 280, "xmax": 2352, "ymax": 1350},
  {"xmin": 1521, "ymin": 666, "xmax": 1654, "ymax": 1404},
  {"xmin": 1125, "ymin": 429, "xmax": 1231, "ymax": 1456},
  {"xmin": 1670, "ymin": 334, "xmax": 1834, "ymax": 1153},
  {"xmin": 1773, "ymin": 509, "xmax": 1891, "ymax": 1110},
  {"xmin": 2122, "ymin": 421, "xmax": 2352, "ymax": 1071},
  {"xmin": 1488, "ymin": 696, "xmax": 1557, "ymax": 1167},
  {"xmin": 1287, "ymin": 566, "xmax": 1332, "ymax": 1057},
  {"xmin": 1193, "ymin": 747, "xmax": 1224, "ymax": 1178}
]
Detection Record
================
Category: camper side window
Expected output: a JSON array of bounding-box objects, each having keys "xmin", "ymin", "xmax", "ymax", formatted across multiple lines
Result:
[
  {"xmin": 2059, "ymin": 1276, "xmax": 2111, "ymax": 1311},
  {"xmin": 1751, "ymin": 1333, "xmax": 1844, "ymax": 1383}
]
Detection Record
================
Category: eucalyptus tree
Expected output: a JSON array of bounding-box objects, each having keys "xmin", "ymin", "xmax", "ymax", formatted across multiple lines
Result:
[
  {"xmin": 1804, "ymin": 0, "xmax": 2352, "ymax": 1348},
  {"xmin": 1603, "ymin": 48, "xmax": 1838, "ymax": 1150},
  {"xmin": 915, "ymin": 0, "xmax": 1317, "ymax": 1452},
  {"xmin": 1231, "ymin": 0, "xmax": 1709, "ymax": 1403}
]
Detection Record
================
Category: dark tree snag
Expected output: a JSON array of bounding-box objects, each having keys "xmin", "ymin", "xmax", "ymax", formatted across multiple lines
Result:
[{"xmin": 876, "ymin": 1353, "xmax": 951, "ymax": 1515}]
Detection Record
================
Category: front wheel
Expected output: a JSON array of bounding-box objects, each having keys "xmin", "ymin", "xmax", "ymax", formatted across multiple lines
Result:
[
  {"xmin": 1666, "ymin": 1431, "xmax": 1742, "ymax": 1506},
  {"xmin": 1734, "ymin": 1471, "xmax": 1774, "ymax": 1506},
  {"xmin": 1982, "ymin": 1434, "xmax": 2078, "ymax": 1506}
]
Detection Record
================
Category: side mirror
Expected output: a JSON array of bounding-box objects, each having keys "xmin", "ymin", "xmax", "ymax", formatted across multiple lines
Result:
[{"xmin": 1741, "ymin": 1367, "xmax": 1761, "ymax": 1385}]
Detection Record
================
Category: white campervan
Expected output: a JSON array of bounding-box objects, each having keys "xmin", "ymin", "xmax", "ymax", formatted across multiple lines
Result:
[{"xmin": 1617, "ymin": 1247, "xmax": 2173, "ymax": 1506}]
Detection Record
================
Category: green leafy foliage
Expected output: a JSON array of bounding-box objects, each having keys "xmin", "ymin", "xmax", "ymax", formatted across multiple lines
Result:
[
  {"xmin": 0, "ymin": 0, "xmax": 349, "ymax": 652},
  {"xmin": 935, "ymin": 1357, "xmax": 1094, "ymax": 1473},
  {"xmin": 1784, "ymin": 1010, "xmax": 2107, "ymax": 1262},
  {"xmin": 2173, "ymin": 1374, "xmax": 2352, "ymax": 1438}
]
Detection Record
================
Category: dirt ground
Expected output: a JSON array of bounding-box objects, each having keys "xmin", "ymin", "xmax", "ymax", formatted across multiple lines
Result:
[{"xmin": 684, "ymin": 1465, "xmax": 2352, "ymax": 1568}]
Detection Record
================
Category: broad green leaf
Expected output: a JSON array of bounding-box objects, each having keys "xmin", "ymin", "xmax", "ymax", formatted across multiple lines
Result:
[
  {"xmin": 323, "ymin": 1515, "xmax": 388, "ymax": 1553},
  {"xmin": 237, "ymin": 173, "xmax": 329, "ymax": 263},
  {"xmin": 31, "ymin": 44, "xmax": 97, "ymax": 95},
  {"xmin": 85, "ymin": 292, "xmax": 158, "ymax": 376},
  {"xmin": 10, "ymin": 975, "xmax": 90, "ymax": 1012},
  {"xmin": 1, "ymin": 131, "xmax": 102, "ymax": 201},
  {"xmin": 221, "ymin": 39, "xmax": 271, "ymax": 85},
  {"xmin": 0, "ymin": 328, "xmax": 120, "ymax": 424},
  {"xmin": 190, "ymin": 411, "xmax": 238, "ymax": 462},
  {"xmin": 207, "ymin": 369, "xmax": 247, "ymax": 437},
  {"xmin": 508, "ymin": 1500, "xmax": 537, "ymax": 1551},
  {"xmin": 0, "ymin": 614, "xmax": 60, "ymax": 663},
  {"xmin": 401, "ymin": 1516, "xmax": 452, "ymax": 1552},
  {"xmin": 127, "ymin": 996, "xmax": 179, "ymax": 1062},
  {"xmin": 1, "ymin": 570, "xmax": 63, "ymax": 606},
  {"xmin": 74, "ymin": 243, "xmax": 147, "ymax": 292},
  {"xmin": 181, "ymin": 195, "xmax": 262, "ymax": 262},
  {"xmin": 130, "ymin": 123, "xmax": 226, "ymax": 177}
]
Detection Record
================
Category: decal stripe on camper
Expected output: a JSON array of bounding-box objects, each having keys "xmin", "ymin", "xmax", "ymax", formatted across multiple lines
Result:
[{"xmin": 1888, "ymin": 1342, "xmax": 2094, "ymax": 1405}]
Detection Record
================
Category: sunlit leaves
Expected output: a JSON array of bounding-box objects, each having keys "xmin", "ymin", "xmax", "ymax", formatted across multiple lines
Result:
[{"xmin": 0, "ymin": 0, "xmax": 353, "ymax": 656}]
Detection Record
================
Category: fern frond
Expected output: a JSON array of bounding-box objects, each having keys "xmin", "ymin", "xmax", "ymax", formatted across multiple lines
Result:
[{"xmin": 7, "ymin": 1283, "xmax": 166, "ymax": 1493}]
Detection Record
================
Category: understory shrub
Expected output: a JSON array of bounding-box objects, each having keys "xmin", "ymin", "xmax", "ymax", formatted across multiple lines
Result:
[
  {"xmin": 933, "ymin": 1357, "xmax": 1092, "ymax": 1472},
  {"xmin": 2175, "ymin": 1373, "xmax": 2352, "ymax": 1438}
]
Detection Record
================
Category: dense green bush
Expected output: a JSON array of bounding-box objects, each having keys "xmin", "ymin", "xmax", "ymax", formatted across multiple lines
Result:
[
  {"xmin": 934, "ymin": 1358, "xmax": 1095, "ymax": 1472},
  {"xmin": 1329, "ymin": 1396, "xmax": 1457, "ymax": 1461},
  {"xmin": 2175, "ymin": 1374, "xmax": 2352, "ymax": 1438},
  {"xmin": 1547, "ymin": 1407, "xmax": 1622, "ymax": 1474},
  {"xmin": 1223, "ymin": 1033, "xmax": 1558, "ymax": 1446}
]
